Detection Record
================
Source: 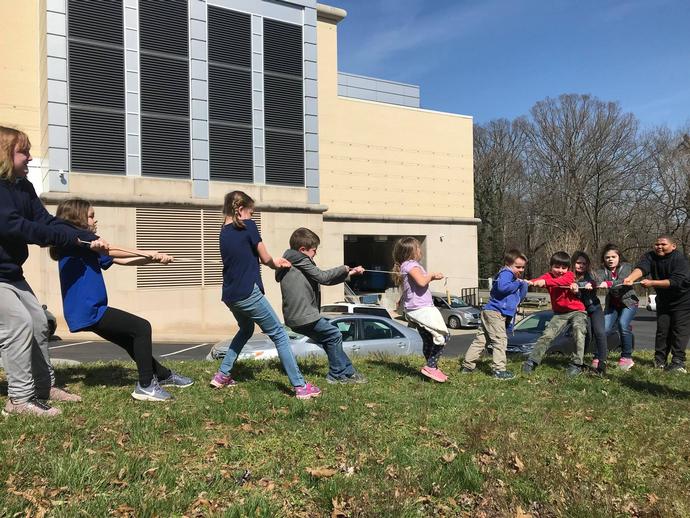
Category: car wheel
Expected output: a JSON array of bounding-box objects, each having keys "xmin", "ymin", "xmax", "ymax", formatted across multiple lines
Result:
[{"xmin": 448, "ymin": 316, "xmax": 461, "ymax": 329}]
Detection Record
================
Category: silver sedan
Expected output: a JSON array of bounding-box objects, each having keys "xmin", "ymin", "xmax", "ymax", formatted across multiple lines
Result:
[{"xmin": 206, "ymin": 314, "xmax": 423, "ymax": 361}]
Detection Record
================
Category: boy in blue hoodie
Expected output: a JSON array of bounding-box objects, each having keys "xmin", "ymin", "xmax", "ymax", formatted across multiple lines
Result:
[{"xmin": 461, "ymin": 249, "xmax": 529, "ymax": 379}]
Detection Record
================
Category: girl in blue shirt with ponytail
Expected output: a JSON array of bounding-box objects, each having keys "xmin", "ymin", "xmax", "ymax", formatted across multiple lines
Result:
[{"xmin": 51, "ymin": 198, "xmax": 193, "ymax": 402}]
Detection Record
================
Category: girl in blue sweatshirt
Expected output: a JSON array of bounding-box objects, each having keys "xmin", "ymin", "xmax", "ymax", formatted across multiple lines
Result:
[
  {"xmin": 461, "ymin": 249, "xmax": 529, "ymax": 379},
  {"xmin": 51, "ymin": 198, "xmax": 193, "ymax": 402}
]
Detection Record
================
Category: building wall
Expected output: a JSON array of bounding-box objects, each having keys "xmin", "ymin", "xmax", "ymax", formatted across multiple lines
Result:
[
  {"xmin": 317, "ymin": 13, "xmax": 474, "ymax": 220},
  {"xmin": 0, "ymin": 0, "xmax": 42, "ymax": 143},
  {"xmin": 3, "ymin": 2, "xmax": 478, "ymax": 341}
]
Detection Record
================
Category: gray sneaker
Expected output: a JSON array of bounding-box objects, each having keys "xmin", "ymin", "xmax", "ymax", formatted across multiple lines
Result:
[
  {"xmin": 326, "ymin": 372, "xmax": 368, "ymax": 384},
  {"xmin": 158, "ymin": 371, "xmax": 194, "ymax": 388},
  {"xmin": 131, "ymin": 378, "xmax": 172, "ymax": 402},
  {"xmin": 2, "ymin": 397, "xmax": 62, "ymax": 417}
]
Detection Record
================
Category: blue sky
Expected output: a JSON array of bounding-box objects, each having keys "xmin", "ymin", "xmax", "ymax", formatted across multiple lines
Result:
[{"xmin": 331, "ymin": 0, "xmax": 690, "ymax": 129}]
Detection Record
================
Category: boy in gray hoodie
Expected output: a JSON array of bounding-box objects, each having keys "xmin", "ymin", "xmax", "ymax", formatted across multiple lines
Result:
[{"xmin": 276, "ymin": 227, "xmax": 366, "ymax": 384}]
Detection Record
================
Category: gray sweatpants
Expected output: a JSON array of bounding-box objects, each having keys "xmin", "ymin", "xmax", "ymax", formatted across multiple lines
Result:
[{"xmin": 0, "ymin": 280, "xmax": 55, "ymax": 403}]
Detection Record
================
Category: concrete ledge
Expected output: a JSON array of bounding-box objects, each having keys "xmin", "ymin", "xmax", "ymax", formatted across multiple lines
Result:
[
  {"xmin": 323, "ymin": 213, "xmax": 482, "ymax": 225},
  {"xmin": 41, "ymin": 192, "xmax": 329, "ymax": 214},
  {"xmin": 317, "ymin": 3, "xmax": 347, "ymax": 23}
]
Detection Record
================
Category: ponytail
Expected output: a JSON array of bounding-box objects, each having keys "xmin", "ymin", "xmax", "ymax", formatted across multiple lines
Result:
[{"xmin": 222, "ymin": 190, "xmax": 254, "ymax": 230}]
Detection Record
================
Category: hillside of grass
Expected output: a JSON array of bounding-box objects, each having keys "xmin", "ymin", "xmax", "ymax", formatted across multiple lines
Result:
[{"xmin": 2, "ymin": 352, "xmax": 690, "ymax": 517}]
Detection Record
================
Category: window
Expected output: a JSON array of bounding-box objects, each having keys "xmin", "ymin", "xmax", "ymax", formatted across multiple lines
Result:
[
  {"xmin": 335, "ymin": 319, "xmax": 357, "ymax": 342},
  {"xmin": 207, "ymin": 6, "xmax": 253, "ymax": 182},
  {"xmin": 514, "ymin": 313, "xmax": 553, "ymax": 333},
  {"xmin": 263, "ymin": 18, "xmax": 304, "ymax": 186},
  {"xmin": 361, "ymin": 320, "xmax": 403, "ymax": 340},
  {"xmin": 139, "ymin": 0, "xmax": 190, "ymax": 178},
  {"xmin": 135, "ymin": 208, "xmax": 261, "ymax": 289},
  {"xmin": 67, "ymin": 0, "xmax": 126, "ymax": 173}
]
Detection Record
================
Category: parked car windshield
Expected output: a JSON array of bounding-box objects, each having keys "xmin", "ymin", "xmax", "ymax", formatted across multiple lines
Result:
[
  {"xmin": 434, "ymin": 295, "xmax": 470, "ymax": 308},
  {"xmin": 514, "ymin": 313, "xmax": 553, "ymax": 332}
]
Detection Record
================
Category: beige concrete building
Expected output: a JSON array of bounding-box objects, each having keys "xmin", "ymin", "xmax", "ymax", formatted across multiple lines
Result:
[{"xmin": 1, "ymin": 0, "xmax": 477, "ymax": 341}]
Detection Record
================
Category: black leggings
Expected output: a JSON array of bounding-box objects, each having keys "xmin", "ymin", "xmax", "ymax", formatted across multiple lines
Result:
[
  {"xmin": 86, "ymin": 307, "xmax": 171, "ymax": 386},
  {"xmin": 589, "ymin": 305, "xmax": 608, "ymax": 363},
  {"xmin": 418, "ymin": 327, "xmax": 445, "ymax": 368}
]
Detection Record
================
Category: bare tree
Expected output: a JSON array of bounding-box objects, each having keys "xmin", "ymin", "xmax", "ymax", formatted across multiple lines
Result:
[{"xmin": 474, "ymin": 119, "xmax": 526, "ymax": 277}]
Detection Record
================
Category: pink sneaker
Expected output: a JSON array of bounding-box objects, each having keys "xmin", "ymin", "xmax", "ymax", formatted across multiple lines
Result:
[
  {"xmin": 591, "ymin": 359, "xmax": 599, "ymax": 369},
  {"xmin": 209, "ymin": 372, "xmax": 237, "ymax": 388},
  {"xmin": 618, "ymin": 358, "xmax": 634, "ymax": 371},
  {"xmin": 295, "ymin": 383, "xmax": 321, "ymax": 399},
  {"xmin": 421, "ymin": 366, "xmax": 447, "ymax": 383}
]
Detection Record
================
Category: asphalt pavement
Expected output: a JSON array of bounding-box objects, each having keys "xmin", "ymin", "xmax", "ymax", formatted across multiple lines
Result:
[{"xmin": 47, "ymin": 311, "xmax": 659, "ymax": 364}]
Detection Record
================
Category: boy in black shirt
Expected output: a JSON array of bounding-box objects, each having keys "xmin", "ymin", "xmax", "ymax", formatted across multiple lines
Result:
[{"xmin": 624, "ymin": 235, "xmax": 690, "ymax": 372}]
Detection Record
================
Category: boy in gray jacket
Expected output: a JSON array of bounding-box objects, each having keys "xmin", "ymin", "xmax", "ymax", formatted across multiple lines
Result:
[{"xmin": 276, "ymin": 227, "xmax": 366, "ymax": 384}]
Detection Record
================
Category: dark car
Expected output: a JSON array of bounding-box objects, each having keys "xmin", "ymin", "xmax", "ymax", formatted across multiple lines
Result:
[{"xmin": 496, "ymin": 310, "xmax": 626, "ymax": 356}]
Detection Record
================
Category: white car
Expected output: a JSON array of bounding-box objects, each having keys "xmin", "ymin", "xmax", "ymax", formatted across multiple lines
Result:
[
  {"xmin": 320, "ymin": 302, "xmax": 392, "ymax": 319},
  {"xmin": 647, "ymin": 294, "xmax": 656, "ymax": 312},
  {"xmin": 206, "ymin": 314, "xmax": 422, "ymax": 361}
]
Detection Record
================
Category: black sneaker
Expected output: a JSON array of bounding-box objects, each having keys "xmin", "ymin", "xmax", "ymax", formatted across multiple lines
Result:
[
  {"xmin": 666, "ymin": 363, "xmax": 687, "ymax": 374},
  {"xmin": 653, "ymin": 360, "xmax": 667, "ymax": 370},
  {"xmin": 566, "ymin": 363, "xmax": 582, "ymax": 377},
  {"xmin": 522, "ymin": 360, "xmax": 537, "ymax": 375},
  {"xmin": 326, "ymin": 372, "xmax": 368, "ymax": 384},
  {"xmin": 460, "ymin": 367, "xmax": 475, "ymax": 374},
  {"xmin": 594, "ymin": 363, "xmax": 607, "ymax": 377},
  {"xmin": 492, "ymin": 370, "xmax": 515, "ymax": 380}
]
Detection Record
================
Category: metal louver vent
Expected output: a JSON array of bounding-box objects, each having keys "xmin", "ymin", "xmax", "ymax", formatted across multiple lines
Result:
[
  {"xmin": 136, "ymin": 208, "xmax": 261, "ymax": 289},
  {"xmin": 208, "ymin": 6, "xmax": 253, "ymax": 182},
  {"xmin": 139, "ymin": 0, "xmax": 190, "ymax": 178},
  {"xmin": 67, "ymin": 0, "xmax": 126, "ymax": 174},
  {"xmin": 263, "ymin": 18, "xmax": 304, "ymax": 186}
]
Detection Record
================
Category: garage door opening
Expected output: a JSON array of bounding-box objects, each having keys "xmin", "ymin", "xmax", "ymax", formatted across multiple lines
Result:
[{"xmin": 344, "ymin": 235, "xmax": 426, "ymax": 297}]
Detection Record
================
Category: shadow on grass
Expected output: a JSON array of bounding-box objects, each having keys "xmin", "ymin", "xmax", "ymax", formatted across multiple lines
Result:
[
  {"xmin": 368, "ymin": 357, "xmax": 421, "ymax": 378},
  {"xmin": 619, "ymin": 376, "xmax": 690, "ymax": 399}
]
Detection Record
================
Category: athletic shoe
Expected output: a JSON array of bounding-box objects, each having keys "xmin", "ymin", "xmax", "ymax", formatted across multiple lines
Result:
[
  {"xmin": 159, "ymin": 371, "xmax": 194, "ymax": 388},
  {"xmin": 618, "ymin": 358, "xmax": 634, "ymax": 371},
  {"xmin": 666, "ymin": 363, "xmax": 687, "ymax": 374},
  {"xmin": 131, "ymin": 378, "xmax": 172, "ymax": 402},
  {"xmin": 421, "ymin": 366, "xmax": 447, "ymax": 382},
  {"xmin": 48, "ymin": 386, "xmax": 82, "ymax": 402},
  {"xmin": 566, "ymin": 363, "xmax": 582, "ymax": 377},
  {"xmin": 460, "ymin": 367, "xmax": 475, "ymax": 374},
  {"xmin": 295, "ymin": 383, "xmax": 322, "ymax": 399},
  {"xmin": 325, "ymin": 372, "xmax": 368, "ymax": 384},
  {"xmin": 591, "ymin": 359, "xmax": 599, "ymax": 369},
  {"xmin": 653, "ymin": 360, "xmax": 667, "ymax": 370},
  {"xmin": 492, "ymin": 370, "xmax": 515, "ymax": 380},
  {"xmin": 209, "ymin": 371, "xmax": 237, "ymax": 389},
  {"xmin": 593, "ymin": 363, "xmax": 607, "ymax": 377},
  {"xmin": 2, "ymin": 397, "xmax": 61, "ymax": 417},
  {"xmin": 522, "ymin": 360, "xmax": 537, "ymax": 375}
]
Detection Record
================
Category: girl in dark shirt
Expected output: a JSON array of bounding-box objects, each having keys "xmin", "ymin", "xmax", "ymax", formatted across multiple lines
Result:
[{"xmin": 209, "ymin": 191, "xmax": 321, "ymax": 399}]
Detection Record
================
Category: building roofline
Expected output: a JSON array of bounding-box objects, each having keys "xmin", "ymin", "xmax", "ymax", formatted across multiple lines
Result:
[
  {"xmin": 339, "ymin": 96, "xmax": 473, "ymax": 120},
  {"xmin": 317, "ymin": 3, "xmax": 347, "ymax": 23}
]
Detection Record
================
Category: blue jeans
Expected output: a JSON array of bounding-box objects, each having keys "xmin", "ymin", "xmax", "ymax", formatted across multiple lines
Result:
[
  {"xmin": 293, "ymin": 318, "xmax": 355, "ymax": 379},
  {"xmin": 604, "ymin": 305, "xmax": 637, "ymax": 359},
  {"xmin": 220, "ymin": 285, "xmax": 305, "ymax": 387}
]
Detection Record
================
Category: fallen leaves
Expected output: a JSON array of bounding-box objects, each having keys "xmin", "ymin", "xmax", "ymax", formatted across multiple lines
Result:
[
  {"xmin": 511, "ymin": 454, "xmax": 525, "ymax": 473},
  {"xmin": 306, "ymin": 466, "xmax": 337, "ymax": 478}
]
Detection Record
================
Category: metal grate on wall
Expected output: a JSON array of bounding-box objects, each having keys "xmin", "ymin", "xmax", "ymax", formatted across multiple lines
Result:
[
  {"xmin": 139, "ymin": 0, "xmax": 190, "ymax": 178},
  {"xmin": 67, "ymin": 0, "xmax": 126, "ymax": 174},
  {"xmin": 263, "ymin": 18, "xmax": 304, "ymax": 186},
  {"xmin": 136, "ymin": 208, "xmax": 261, "ymax": 289},
  {"xmin": 207, "ymin": 6, "xmax": 253, "ymax": 182}
]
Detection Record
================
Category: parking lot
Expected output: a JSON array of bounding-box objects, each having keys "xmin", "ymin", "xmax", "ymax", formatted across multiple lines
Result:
[{"xmin": 46, "ymin": 312, "xmax": 658, "ymax": 365}]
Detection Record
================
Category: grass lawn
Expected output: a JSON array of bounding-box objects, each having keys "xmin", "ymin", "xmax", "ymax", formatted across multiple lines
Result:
[{"xmin": 2, "ymin": 352, "xmax": 690, "ymax": 517}]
